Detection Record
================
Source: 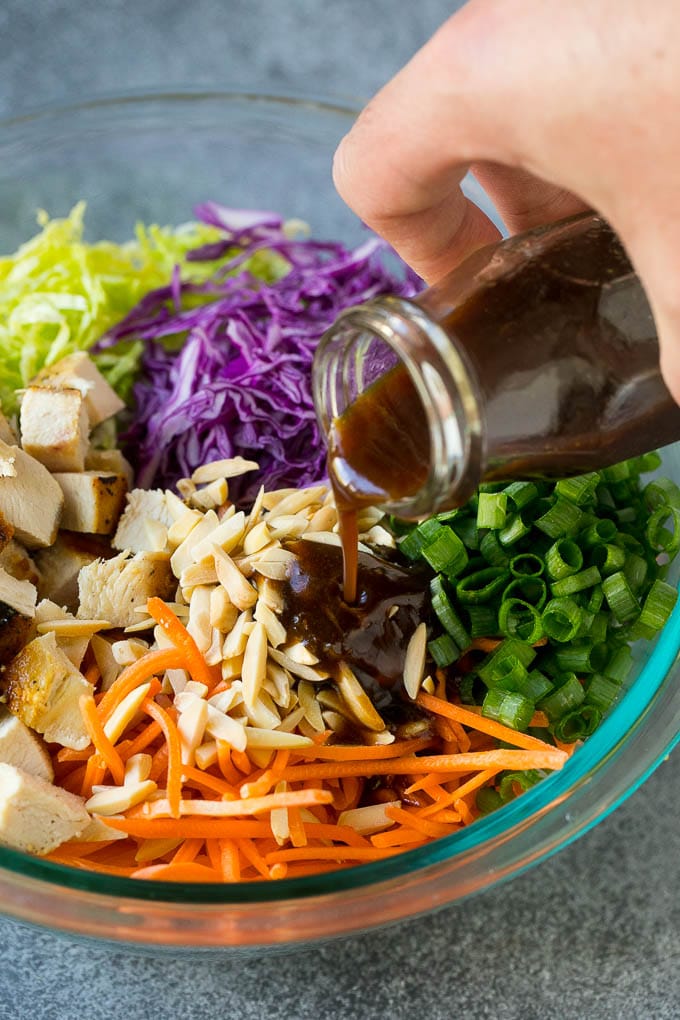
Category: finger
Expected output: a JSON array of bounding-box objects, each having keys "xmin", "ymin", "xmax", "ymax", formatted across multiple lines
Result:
[{"xmin": 470, "ymin": 162, "xmax": 589, "ymax": 234}]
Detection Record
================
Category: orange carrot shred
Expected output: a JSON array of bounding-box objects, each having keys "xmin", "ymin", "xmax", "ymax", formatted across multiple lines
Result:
[
  {"xmin": 142, "ymin": 699, "xmax": 183, "ymax": 818},
  {"xmin": 146, "ymin": 597, "xmax": 220, "ymax": 690},
  {"xmin": 416, "ymin": 691, "xmax": 559, "ymax": 753},
  {"xmin": 98, "ymin": 648, "xmax": 185, "ymax": 724},
  {"xmin": 79, "ymin": 695, "xmax": 125, "ymax": 786}
]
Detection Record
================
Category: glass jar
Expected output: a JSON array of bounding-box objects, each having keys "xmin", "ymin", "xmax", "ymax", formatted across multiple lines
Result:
[{"xmin": 313, "ymin": 213, "xmax": 680, "ymax": 520}]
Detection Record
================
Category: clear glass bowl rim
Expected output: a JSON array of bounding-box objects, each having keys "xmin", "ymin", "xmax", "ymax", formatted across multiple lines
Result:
[{"xmin": 0, "ymin": 88, "xmax": 678, "ymax": 941}]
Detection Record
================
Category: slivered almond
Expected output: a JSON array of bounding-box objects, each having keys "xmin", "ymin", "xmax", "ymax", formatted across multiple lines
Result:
[
  {"xmin": 268, "ymin": 647, "xmax": 330, "ymax": 683},
  {"xmin": 87, "ymin": 780, "xmax": 157, "ymax": 816},
  {"xmin": 204, "ymin": 627, "xmax": 225, "ymax": 667},
  {"xmin": 284, "ymin": 641, "xmax": 318, "ymax": 666},
  {"xmin": 213, "ymin": 546, "xmax": 257, "ymax": 609},
  {"xmin": 188, "ymin": 477, "xmax": 229, "ymax": 511},
  {"xmin": 336, "ymin": 663, "xmax": 385, "ymax": 732},
  {"xmin": 176, "ymin": 478, "xmax": 196, "ymax": 499},
  {"xmin": 186, "ymin": 585, "xmax": 212, "ymax": 653},
  {"xmin": 403, "ymin": 623, "xmax": 427, "ymax": 700},
  {"xmin": 244, "ymin": 485, "xmax": 265, "ymax": 534},
  {"xmin": 365, "ymin": 524, "xmax": 396, "ymax": 548},
  {"xmin": 177, "ymin": 696, "xmax": 209, "ymax": 766},
  {"xmin": 266, "ymin": 513, "xmax": 310, "ymax": 540},
  {"xmin": 275, "ymin": 704, "xmax": 306, "ymax": 733},
  {"xmin": 322, "ymin": 710, "xmax": 348, "ymax": 733},
  {"xmin": 195, "ymin": 740, "xmax": 219, "ymax": 770},
  {"xmin": 209, "ymin": 586, "xmax": 238, "ymax": 632},
  {"xmin": 134, "ymin": 838, "xmax": 183, "ymax": 863},
  {"xmin": 111, "ymin": 639, "xmax": 150, "ymax": 666},
  {"xmin": 179, "ymin": 562, "xmax": 219, "ymax": 589},
  {"xmin": 297, "ymin": 679, "xmax": 325, "ymax": 732},
  {"xmin": 124, "ymin": 753, "xmax": 153, "ymax": 785},
  {"xmin": 244, "ymin": 727, "xmax": 313, "ymax": 749},
  {"xmin": 243, "ymin": 520, "xmax": 271, "ymax": 555},
  {"xmin": 254, "ymin": 600, "xmax": 287, "ymax": 648},
  {"xmin": 221, "ymin": 655, "xmax": 244, "ymax": 682},
  {"xmin": 165, "ymin": 489, "xmax": 189, "ymax": 522},
  {"xmin": 124, "ymin": 617, "xmax": 157, "ymax": 633},
  {"xmin": 191, "ymin": 456, "xmax": 259, "ymax": 485},
  {"xmin": 265, "ymin": 662, "xmax": 293, "ymax": 708},
  {"xmin": 170, "ymin": 509, "xmax": 220, "ymax": 576},
  {"xmin": 222, "ymin": 609, "xmax": 253, "ymax": 659},
  {"xmin": 363, "ymin": 729, "xmax": 396, "ymax": 746},
  {"xmin": 338, "ymin": 801, "xmax": 401, "ymax": 835},
  {"xmin": 242, "ymin": 622, "xmax": 268, "ymax": 710},
  {"xmin": 355, "ymin": 506, "xmax": 385, "ymax": 531},
  {"xmin": 208, "ymin": 686, "xmax": 243, "ymax": 714},
  {"xmin": 261, "ymin": 488, "xmax": 296, "ymax": 511},
  {"xmin": 204, "ymin": 704, "xmax": 247, "ymax": 751},
  {"xmin": 103, "ymin": 682, "xmax": 152, "ymax": 744},
  {"xmin": 256, "ymin": 578, "xmax": 284, "ymax": 614},
  {"xmin": 167, "ymin": 507, "xmax": 203, "ymax": 548},
  {"xmin": 263, "ymin": 674, "xmax": 289, "ymax": 710},
  {"xmin": 307, "ymin": 504, "xmax": 337, "ymax": 532},
  {"xmin": 267, "ymin": 485, "xmax": 327, "ymax": 517},
  {"xmin": 270, "ymin": 780, "xmax": 290, "ymax": 845},
  {"xmin": 422, "ymin": 675, "xmax": 436, "ymax": 695},
  {"xmin": 191, "ymin": 510, "xmax": 245, "ymax": 562},
  {"xmin": 300, "ymin": 531, "xmax": 341, "ymax": 547},
  {"xmin": 90, "ymin": 634, "xmax": 121, "ymax": 692},
  {"xmin": 251, "ymin": 547, "xmax": 297, "ymax": 581},
  {"xmin": 36, "ymin": 619, "xmax": 110, "ymax": 638},
  {"xmin": 166, "ymin": 668, "xmax": 189, "ymax": 695},
  {"xmin": 244, "ymin": 690, "xmax": 281, "ymax": 730}
]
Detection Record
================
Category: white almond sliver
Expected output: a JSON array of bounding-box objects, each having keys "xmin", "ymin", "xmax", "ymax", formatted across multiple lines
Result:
[
  {"xmin": 124, "ymin": 753, "xmax": 153, "ymax": 786},
  {"xmin": 275, "ymin": 704, "xmax": 306, "ymax": 733},
  {"xmin": 267, "ymin": 485, "xmax": 327, "ymax": 517},
  {"xmin": 257, "ymin": 578, "xmax": 284, "ymax": 614},
  {"xmin": 204, "ymin": 627, "xmax": 225, "ymax": 667},
  {"xmin": 284, "ymin": 641, "xmax": 318, "ymax": 666},
  {"xmin": 194, "ymin": 740, "xmax": 219, "ymax": 770},
  {"xmin": 244, "ymin": 727, "xmax": 313, "ymax": 749},
  {"xmin": 338, "ymin": 801, "xmax": 401, "ymax": 836},
  {"xmin": 254, "ymin": 600, "xmax": 287, "ymax": 648},
  {"xmin": 103, "ymin": 682, "xmax": 152, "ymax": 744},
  {"xmin": 209, "ymin": 586, "xmax": 237, "ymax": 631},
  {"xmin": 264, "ymin": 662, "xmax": 292, "ymax": 709},
  {"xmin": 244, "ymin": 485, "xmax": 265, "ymax": 535},
  {"xmin": 165, "ymin": 489, "xmax": 189, "ymax": 522},
  {"xmin": 191, "ymin": 510, "xmax": 245, "ymax": 562},
  {"xmin": 179, "ymin": 562, "xmax": 219, "ymax": 589},
  {"xmin": 266, "ymin": 513, "xmax": 309, "ymax": 540},
  {"xmin": 87, "ymin": 779, "xmax": 157, "ymax": 816},
  {"xmin": 187, "ymin": 584, "xmax": 212, "ymax": 653},
  {"xmin": 268, "ymin": 647, "xmax": 330, "ymax": 683},
  {"xmin": 365, "ymin": 525, "xmax": 396, "ymax": 549},
  {"xmin": 204, "ymin": 704, "xmax": 247, "ymax": 752},
  {"xmin": 188, "ymin": 477, "xmax": 229, "ymax": 511},
  {"xmin": 213, "ymin": 546, "xmax": 258, "ymax": 610},
  {"xmin": 134, "ymin": 837, "xmax": 183, "ymax": 863},
  {"xmin": 243, "ymin": 520, "xmax": 271, "ymax": 555},
  {"xmin": 297, "ymin": 679, "xmax": 325, "ymax": 732},
  {"xmin": 242, "ymin": 622, "xmax": 268, "ymax": 710},
  {"xmin": 403, "ymin": 622, "xmax": 428, "ymax": 700},
  {"xmin": 170, "ymin": 509, "xmax": 220, "ymax": 576},
  {"xmin": 208, "ymin": 686, "xmax": 243, "ymax": 714},
  {"xmin": 244, "ymin": 691, "xmax": 281, "ymax": 730},
  {"xmin": 300, "ymin": 531, "xmax": 341, "ymax": 548},
  {"xmin": 36, "ymin": 619, "xmax": 111, "ymax": 638},
  {"xmin": 222, "ymin": 608, "xmax": 253, "ymax": 659},
  {"xmin": 167, "ymin": 507, "xmax": 203, "ymax": 548},
  {"xmin": 307, "ymin": 504, "xmax": 337, "ymax": 533},
  {"xmin": 270, "ymin": 780, "xmax": 289, "ymax": 846},
  {"xmin": 191, "ymin": 456, "xmax": 259, "ymax": 485},
  {"xmin": 252, "ymin": 547, "xmax": 297, "ymax": 581},
  {"xmin": 166, "ymin": 667, "xmax": 190, "ymax": 695},
  {"xmin": 336, "ymin": 662, "xmax": 385, "ymax": 732},
  {"xmin": 111, "ymin": 638, "xmax": 149, "ymax": 666},
  {"xmin": 177, "ymin": 696, "xmax": 208, "ymax": 766}
]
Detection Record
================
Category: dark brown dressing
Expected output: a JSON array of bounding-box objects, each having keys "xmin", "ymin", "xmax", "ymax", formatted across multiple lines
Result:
[{"xmin": 278, "ymin": 539, "xmax": 428, "ymax": 690}]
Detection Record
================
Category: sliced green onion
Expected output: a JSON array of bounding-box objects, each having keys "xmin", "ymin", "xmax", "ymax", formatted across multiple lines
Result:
[
  {"xmin": 482, "ymin": 688, "xmax": 534, "ymax": 731},
  {"xmin": 601, "ymin": 571, "xmax": 640, "ymax": 623},
  {"xmin": 518, "ymin": 669, "xmax": 554, "ymax": 703},
  {"xmin": 479, "ymin": 530, "xmax": 510, "ymax": 566},
  {"xmin": 545, "ymin": 539, "xmax": 583, "ymax": 580},
  {"xmin": 497, "ymin": 769, "xmax": 546, "ymax": 803},
  {"xmin": 427, "ymin": 633, "xmax": 459, "ymax": 668},
  {"xmin": 550, "ymin": 566, "xmax": 602, "ymax": 597},
  {"xmin": 633, "ymin": 579, "xmax": 679, "ymax": 639},
  {"xmin": 586, "ymin": 611, "xmax": 609, "ymax": 645},
  {"xmin": 498, "ymin": 598, "xmax": 543, "ymax": 644},
  {"xmin": 466, "ymin": 605, "xmax": 499, "ymax": 639},
  {"xmin": 498, "ymin": 512, "xmax": 531, "ymax": 547},
  {"xmin": 535, "ymin": 498, "xmax": 584, "ymax": 539},
  {"xmin": 456, "ymin": 567, "xmax": 511, "ymax": 605},
  {"xmin": 602, "ymin": 462, "xmax": 630, "ymax": 483},
  {"xmin": 477, "ymin": 638, "xmax": 536, "ymax": 685},
  {"xmin": 552, "ymin": 640, "xmax": 609, "ymax": 674},
  {"xmin": 538, "ymin": 673, "xmax": 585, "ymax": 721},
  {"xmin": 509, "ymin": 554, "xmax": 544, "ymax": 579},
  {"xmin": 504, "ymin": 480, "xmax": 540, "ymax": 510},
  {"xmin": 590, "ymin": 542, "xmax": 626, "ymax": 577},
  {"xmin": 422, "ymin": 528, "xmax": 469, "ymax": 577},
  {"xmin": 541, "ymin": 597, "xmax": 583, "ymax": 643},
  {"xmin": 452, "ymin": 516, "xmax": 480, "ymax": 552},
  {"xmin": 587, "ymin": 586, "xmax": 605, "ymax": 613},
  {"xmin": 579, "ymin": 519, "xmax": 618, "ymax": 548},
  {"xmin": 636, "ymin": 451, "xmax": 662, "ymax": 474},
  {"xmin": 485, "ymin": 655, "xmax": 529, "ymax": 692},
  {"xmin": 602, "ymin": 644, "xmax": 634, "ymax": 683},
  {"xmin": 476, "ymin": 787, "xmax": 503, "ymax": 814},
  {"xmin": 555, "ymin": 472, "xmax": 600, "ymax": 506},
  {"xmin": 477, "ymin": 492, "xmax": 508, "ymax": 530},
  {"xmin": 434, "ymin": 508, "xmax": 461, "ymax": 524},
  {"xmin": 646, "ymin": 505, "xmax": 680, "ymax": 559},
  {"xmin": 399, "ymin": 519, "xmax": 441, "ymax": 560},
  {"xmin": 585, "ymin": 674, "xmax": 621, "ymax": 712},
  {"xmin": 623, "ymin": 552, "xmax": 648, "ymax": 592},
  {"xmin": 430, "ymin": 576, "xmax": 471, "ymax": 648},
  {"xmin": 554, "ymin": 704, "xmax": 602, "ymax": 742},
  {"xmin": 643, "ymin": 477, "xmax": 680, "ymax": 511},
  {"xmin": 502, "ymin": 577, "xmax": 547, "ymax": 610}
]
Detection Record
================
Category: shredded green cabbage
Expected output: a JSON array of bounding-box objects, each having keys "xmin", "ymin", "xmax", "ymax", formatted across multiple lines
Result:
[{"xmin": 0, "ymin": 203, "xmax": 225, "ymax": 414}]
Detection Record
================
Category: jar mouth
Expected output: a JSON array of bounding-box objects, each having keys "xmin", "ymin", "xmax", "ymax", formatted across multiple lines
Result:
[{"xmin": 313, "ymin": 296, "xmax": 484, "ymax": 520}]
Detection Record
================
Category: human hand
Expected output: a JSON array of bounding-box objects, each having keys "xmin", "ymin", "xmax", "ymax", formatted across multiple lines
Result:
[{"xmin": 333, "ymin": 0, "xmax": 680, "ymax": 402}]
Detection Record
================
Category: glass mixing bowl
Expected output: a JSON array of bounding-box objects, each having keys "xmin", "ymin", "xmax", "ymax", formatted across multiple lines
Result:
[{"xmin": 0, "ymin": 90, "xmax": 678, "ymax": 949}]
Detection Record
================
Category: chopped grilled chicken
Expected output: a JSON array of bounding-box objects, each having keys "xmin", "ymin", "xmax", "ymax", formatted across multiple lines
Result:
[
  {"xmin": 0, "ymin": 441, "xmax": 63, "ymax": 548},
  {"xmin": 0, "ymin": 708, "xmax": 53, "ymax": 782},
  {"xmin": 0, "ymin": 539, "xmax": 41, "ymax": 586},
  {"xmin": 0, "ymin": 566, "xmax": 37, "ymax": 619},
  {"xmin": 113, "ymin": 488, "xmax": 174, "ymax": 554},
  {"xmin": 0, "ymin": 509, "xmax": 14, "ymax": 555},
  {"xmin": 0, "ymin": 763, "xmax": 90, "ymax": 854},
  {"xmin": 85, "ymin": 448, "xmax": 134, "ymax": 488},
  {"xmin": 77, "ymin": 550, "xmax": 175, "ymax": 628},
  {"xmin": 52, "ymin": 471, "xmax": 128, "ymax": 534},
  {"xmin": 19, "ymin": 386, "xmax": 90, "ymax": 473},
  {"xmin": 0, "ymin": 565, "xmax": 37, "ymax": 665},
  {"xmin": 2, "ymin": 632, "xmax": 91, "ymax": 750},
  {"xmin": 35, "ymin": 532, "xmax": 105, "ymax": 612},
  {"xmin": 0, "ymin": 409, "xmax": 17, "ymax": 446},
  {"xmin": 32, "ymin": 351, "xmax": 124, "ymax": 427}
]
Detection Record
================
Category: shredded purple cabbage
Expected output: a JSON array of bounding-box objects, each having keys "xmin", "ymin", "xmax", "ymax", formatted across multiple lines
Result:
[{"xmin": 96, "ymin": 204, "xmax": 419, "ymax": 504}]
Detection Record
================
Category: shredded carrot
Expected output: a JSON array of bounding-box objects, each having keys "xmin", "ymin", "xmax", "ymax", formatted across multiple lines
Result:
[
  {"xmin": 182, "ymin": 764, "xmax": 235, "ymax": 798},
  {"xmin": 147, "ymin": 597, "xmax": 221, "ymax": 690},
  {"xmin": 171, "ymin": 837, "xmax": 203, "ymax": 865},
  {"xmin": 80, "ymin": 755, "xmax": 106, "ymax": 799},
  {"xmin": 138, "ymin": 787, "xmax": 334, "ymax": 818},
  {"xmin": 216, "ymin": 742, "xmax": 242, "ymax": 785},
  {"xmin": 79, "ymin": 695, "xmax": 125, "ymax": 786},
  {"xmin": 84, "ymin": 662, "xmax": 101, "ymax": 686},
  {"xmin": 131, "ymin": 861, "xmax": 221, "ymax": 882},
  {"xmin": 98, "ymin": 648, "xmax": 185, "ymax": 724},
  {"xmin": 419, "ymin": 768, "xmax": 500, "ymax": 818},
  {"xmin": 237, "ymin": 837, "xmax": 271, "ymax": 879},
  {"xmin": 416, "ymin": 692, "xmax": 559, "ymax": 753},
  {"xmin": 384, "ymin": 805, "xmax": 456, "ymax": 839},
  {"xmin": 119, "ymin": 720, "xmax": 163, "ymax": 760},
  {"xmin": 218, "ymin": 838, "xmax": 241, "ymax": 882},
  {"xmin": 142, "ymin": 699, "xmax": 183, "ymax": 818},
  {"xmin": 263, "ymin": 846, "xmax": 397, "ymax": 864},
  {"xmin": 231, "ymin": 748, "xmax": 253, "ymax": 775}
]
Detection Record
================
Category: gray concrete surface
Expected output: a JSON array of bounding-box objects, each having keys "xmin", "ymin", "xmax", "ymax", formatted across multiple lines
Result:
[{"xmin": 1, "ymin": 2, "xmax": 679, "ymax": 1018}]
